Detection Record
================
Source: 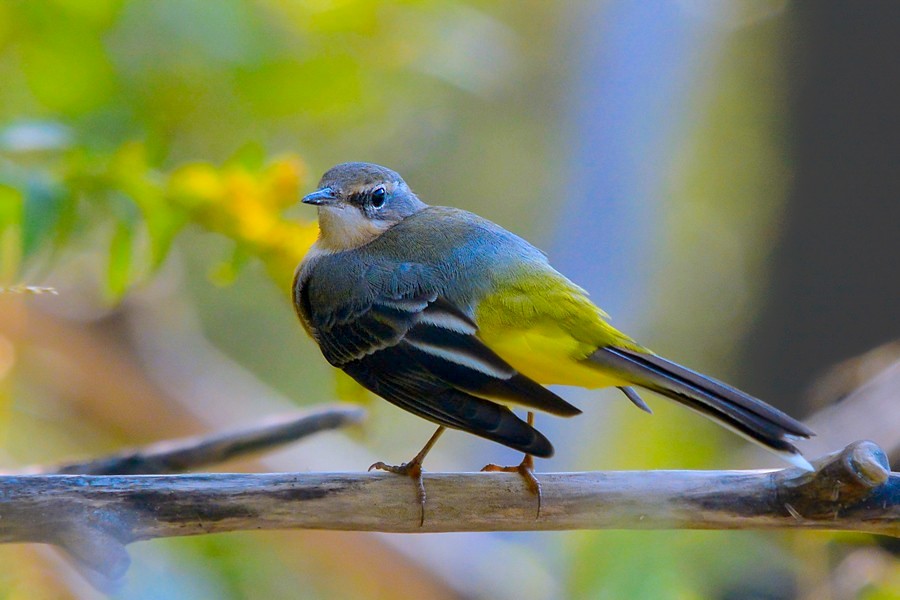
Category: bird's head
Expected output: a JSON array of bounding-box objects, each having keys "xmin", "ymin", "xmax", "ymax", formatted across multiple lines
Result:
[{"xmin": 302, "ymin": 162, "xmax": 426, "ymax": 251}]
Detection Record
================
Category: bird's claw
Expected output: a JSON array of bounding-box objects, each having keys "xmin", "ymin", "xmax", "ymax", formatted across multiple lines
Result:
[
  {"xmin": 369, "ymin": 460, "xmax": 427, "ymax": 526},
  {"xmin": 481, "ymin": 454, "xmax": 542, "ymax": 519}
]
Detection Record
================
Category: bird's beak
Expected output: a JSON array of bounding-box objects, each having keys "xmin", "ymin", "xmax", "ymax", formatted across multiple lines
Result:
[{"xmin": 302, "ymin": 187, "xmax": 338, "ymax": 206}]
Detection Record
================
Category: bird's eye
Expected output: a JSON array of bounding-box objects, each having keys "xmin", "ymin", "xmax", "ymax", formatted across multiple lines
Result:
[{"xmin": 370, "ymin": 186, "xmax": 386, "ymax": 208}]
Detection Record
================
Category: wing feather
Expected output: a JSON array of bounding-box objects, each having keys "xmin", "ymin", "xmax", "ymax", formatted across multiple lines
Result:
[
  {"xmin": 345, "ymin": 345, "xmax": 555, "ymax": 457},
  {"xmin": 304, "ymin": 279, "xmax": 580, "ymax": 453}
]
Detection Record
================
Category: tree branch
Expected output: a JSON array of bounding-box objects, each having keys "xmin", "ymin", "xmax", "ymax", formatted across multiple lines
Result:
[
  {"xmin": 35, "ymin": 405, "xmax": 366, "ymax": 476},
  {"xmin": 1, "ymin": 441, "xmax": 896, "ymax": 582}
]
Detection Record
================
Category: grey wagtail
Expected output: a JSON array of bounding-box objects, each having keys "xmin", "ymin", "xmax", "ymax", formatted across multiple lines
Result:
[{"xmin": 294, "ymin": 162, "xmax": 814, "ymax": 522}]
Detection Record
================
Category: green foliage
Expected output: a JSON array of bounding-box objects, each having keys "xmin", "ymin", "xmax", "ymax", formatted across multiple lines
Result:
[
  {"xmin": 0, "ymin": 120, "xmax": 316, "ymax": 299},
  {"xmin": 0, "ymin": 0, "xmax": 494, "ymax": 299}
]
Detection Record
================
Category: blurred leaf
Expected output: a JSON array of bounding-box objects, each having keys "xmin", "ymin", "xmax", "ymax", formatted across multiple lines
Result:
[
  {"xmin": 106, "ymin": 217, "xmax": 134, "ymax": 301},
  {"xmin": 111, "ymin": 142, "xmax": 186, "ymax": 269},
  {"xmin": 21, "ymin": 175, "xmax": 66, "ymax": 259},
  {"xmin": 0, "ymin": 185, "xmax": 22, "ymax": 229},
  {"xmin": 17, "ymin": 26, "xmax": 117, "ymax": 114},
  {"xmin": 0, "ymin": 185, "xmax": 23, "ymax": 281},
  {"xmin": 49, "ymin": 188, "xmax": 79, "ymax": 255}
]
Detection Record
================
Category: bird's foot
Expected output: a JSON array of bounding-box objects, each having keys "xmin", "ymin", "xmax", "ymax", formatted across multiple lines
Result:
[
  {"xmin": 369, "ymin": 459, "xmax": 427, "ymax": 526},
  {"xmin": 481, "ymin": 453, "xmax": 542, "ymax": 519}
]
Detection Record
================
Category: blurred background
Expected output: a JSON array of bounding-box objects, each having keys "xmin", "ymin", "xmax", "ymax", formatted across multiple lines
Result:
[{"xmin": 1, "ymin": 0, "xmax": 898, "ymax": 598}]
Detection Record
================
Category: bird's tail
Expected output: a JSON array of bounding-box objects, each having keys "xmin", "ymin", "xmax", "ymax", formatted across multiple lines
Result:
[{"xmin": 588, "ymin": 347, "xmax": 816, "ymax": 471}]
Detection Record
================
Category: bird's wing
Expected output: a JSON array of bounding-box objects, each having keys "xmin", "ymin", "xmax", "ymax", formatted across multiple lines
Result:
[
  {"xmin": 344, "ymin": 341, "xmax": 557, "ymax": 457},
  {"xmin": 309, "ymin": 287, "xmax": 580, "ymax": 457}
]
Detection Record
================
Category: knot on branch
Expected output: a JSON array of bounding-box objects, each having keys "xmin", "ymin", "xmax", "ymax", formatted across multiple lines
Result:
[{"xmin": 778, "ymin": 440, "xmax": 892, "ymax": 521}]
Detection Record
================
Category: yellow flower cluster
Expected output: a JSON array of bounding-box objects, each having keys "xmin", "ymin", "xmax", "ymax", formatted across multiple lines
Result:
[{"xmin": 168, "ymin": 156, "xmax": 320, "ymax": 285}]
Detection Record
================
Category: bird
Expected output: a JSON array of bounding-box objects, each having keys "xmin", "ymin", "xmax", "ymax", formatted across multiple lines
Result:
[{"xmin": 293, "ymin": 162, "xmax": 815, "ymax": 523}]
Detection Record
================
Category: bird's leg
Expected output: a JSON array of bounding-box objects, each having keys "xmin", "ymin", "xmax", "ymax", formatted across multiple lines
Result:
[
  {"xmin": 368, "ymin": 426, "xmax": 445, "ymax": 526},
  {"xmin": 481, "ymin": 411, "xmax": 542, "ymax": 519}
]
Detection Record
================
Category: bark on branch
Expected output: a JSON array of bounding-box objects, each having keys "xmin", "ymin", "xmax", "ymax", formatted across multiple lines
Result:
[{"xmin": 0, "ymin": 440, "xmax": 896, "ymax": 583}]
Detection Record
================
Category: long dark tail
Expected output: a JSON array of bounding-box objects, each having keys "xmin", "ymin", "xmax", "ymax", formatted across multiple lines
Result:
[{"xmin": 589, "ymin": 347, "xmax": 816, "ymax": 471}]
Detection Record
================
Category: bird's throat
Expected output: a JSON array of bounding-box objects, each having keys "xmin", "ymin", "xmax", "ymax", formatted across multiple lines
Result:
[{"xmin": 316, "ymin": 206, "xmax": 391, "ymax": 252}]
